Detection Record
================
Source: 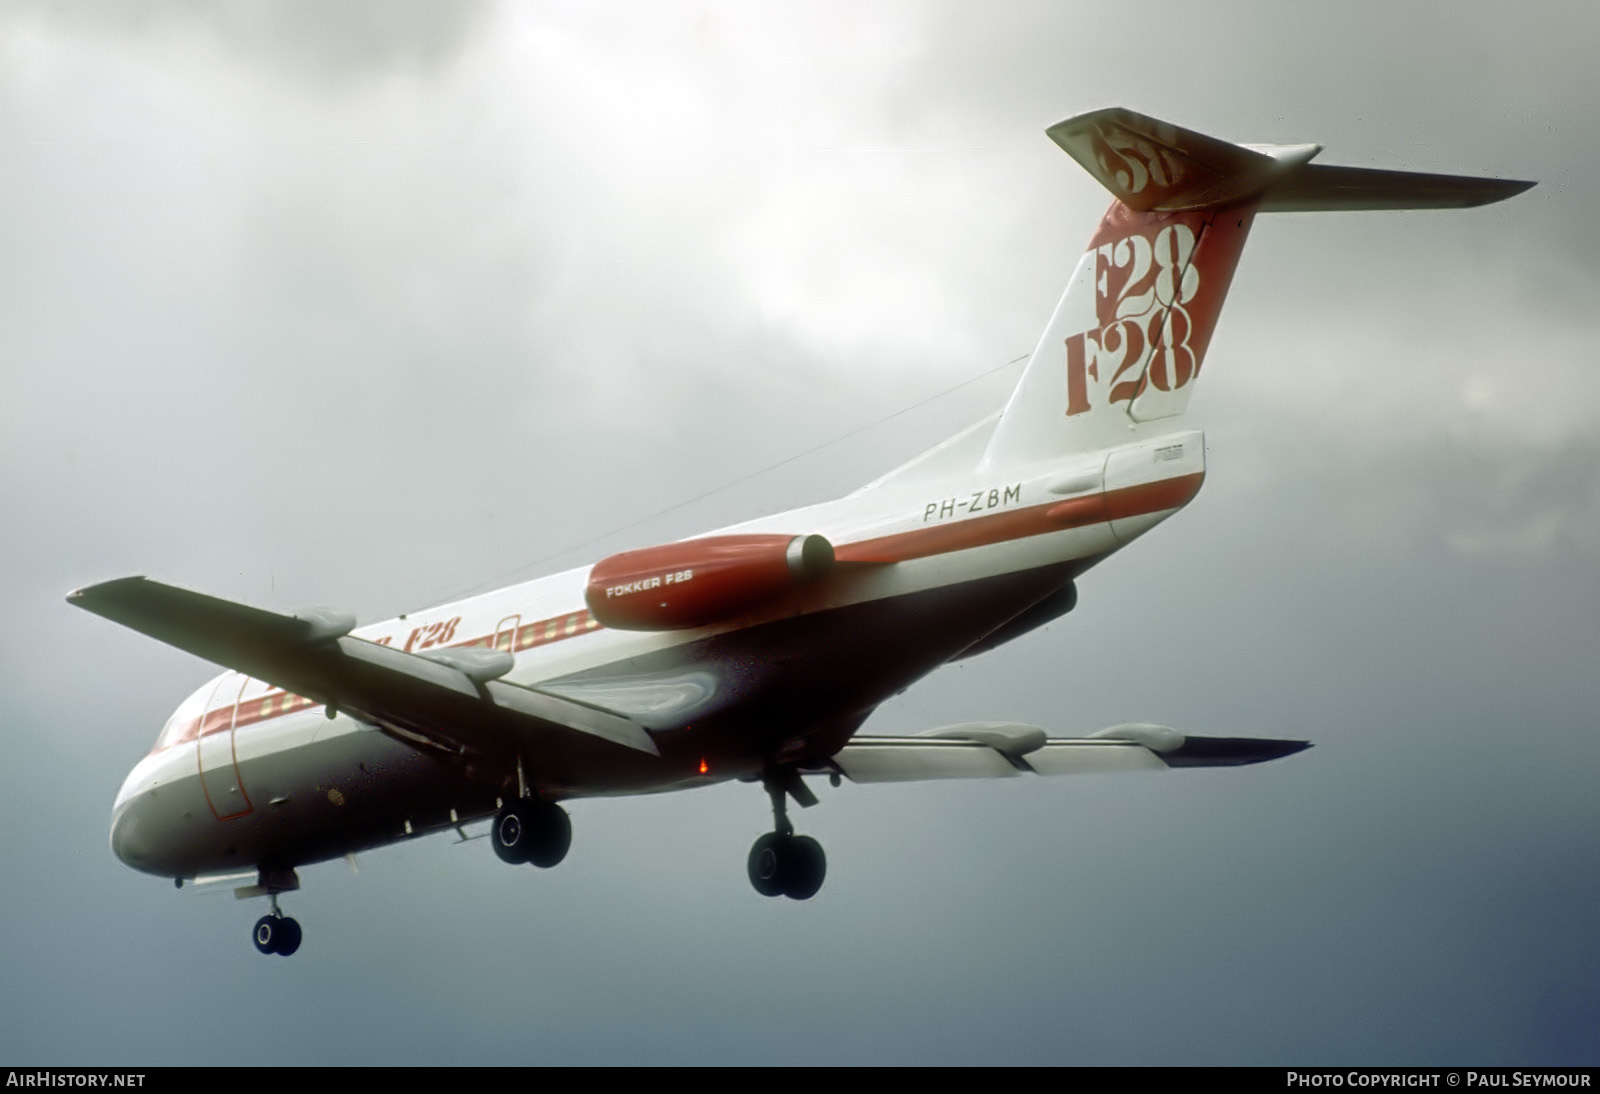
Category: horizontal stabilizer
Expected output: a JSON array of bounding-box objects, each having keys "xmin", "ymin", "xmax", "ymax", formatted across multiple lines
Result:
[
  {"xmin": 811, "ymin": 723, "xmax": 1308, "ymax": 784},
  {"xmin": 1257, "ymin": 163, "xmax": 1535, "ymax": 212},
  {"xmin": 68, "ymin": 576, "xmax": 659, "ymax": 763},
  {"xmin": 1051, "ymin": 107, "xmax": 1533, "ymax": 214}
]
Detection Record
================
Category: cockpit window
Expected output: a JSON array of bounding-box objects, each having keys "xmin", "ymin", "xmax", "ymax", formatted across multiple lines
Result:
[{"xmin": 155, "ymin": 685, "xmax": 212, "ymax": 752}]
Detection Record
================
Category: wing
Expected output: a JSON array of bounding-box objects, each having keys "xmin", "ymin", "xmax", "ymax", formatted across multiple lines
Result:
[
  {"xmin": 806, "ymin": 722, "xmax": 1308, "ymax": 783},
  {"xmin": 68, "ymin": 577, "xmax": 658, "ymax": 765}
]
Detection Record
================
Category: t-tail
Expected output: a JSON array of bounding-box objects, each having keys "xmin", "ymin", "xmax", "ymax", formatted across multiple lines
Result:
[{"xmin": 978, "ymin": 108, "xmax": 1534, "ymax": 470}]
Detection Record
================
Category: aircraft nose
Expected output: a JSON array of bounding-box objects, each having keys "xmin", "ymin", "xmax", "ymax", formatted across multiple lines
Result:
[
  {"xmin": 110, "ymin": 788, "xmax": 179, "ymax": 878},
  {"xmin": 110, "ymin": 796, "xmax": 151, "ymax": 871}
]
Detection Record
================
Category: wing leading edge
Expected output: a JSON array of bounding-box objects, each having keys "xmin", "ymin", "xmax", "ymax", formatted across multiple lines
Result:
[{"xmin": 68, "ymin": 576, "xmax": 658, "ymax": 762}]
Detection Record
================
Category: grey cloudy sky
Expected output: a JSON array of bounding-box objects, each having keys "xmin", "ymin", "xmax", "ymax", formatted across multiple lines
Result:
[{"xmin": 3, "ymin": 1, "xmax": 1597, "ymax": 1066}]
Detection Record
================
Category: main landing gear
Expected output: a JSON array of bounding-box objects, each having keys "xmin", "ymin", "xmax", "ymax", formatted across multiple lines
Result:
[
  {"xmin": 251, "ymin": 892, "xmax": 302, "ymax": 957},
  {"xmin": 491, "ymin": 797, "xmax": 572, "ymax": 868},
  {"xmin": 747, "ymin": 768, "xmax": 826, "ymax": 900}
]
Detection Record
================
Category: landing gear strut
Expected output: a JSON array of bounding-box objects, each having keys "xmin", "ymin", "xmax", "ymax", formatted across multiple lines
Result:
[
  {"xmin": 251, "ymin": 892, "xmax": 302, "ymax": 957},
  {"xmin": 747, "ymin": 768, "xmax": 826, "ymax": 900},
  {"xmin": 491, "ymin": 797, "xmax": 572, "ymax": 868}
]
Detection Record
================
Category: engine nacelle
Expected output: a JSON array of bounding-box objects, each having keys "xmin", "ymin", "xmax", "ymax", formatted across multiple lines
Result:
[{"xmin": 585, "ymin": 534, "xmax": 835, "ymax": 631}]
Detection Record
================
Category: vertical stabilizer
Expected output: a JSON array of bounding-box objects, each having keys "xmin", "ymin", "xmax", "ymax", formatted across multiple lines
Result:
[
  {"xmin": 980, "ymin": 198, "xmax": 1257, "ymax": 469},
  {"xmin": 978, "ymin": 108, "xmax": 1534, "ymax": 472}
]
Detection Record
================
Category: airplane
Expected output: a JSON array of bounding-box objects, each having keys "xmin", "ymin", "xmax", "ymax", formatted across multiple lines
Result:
[{"xmin": 70, "ymin": 108, "xmax": 1532, "ymax": 956}]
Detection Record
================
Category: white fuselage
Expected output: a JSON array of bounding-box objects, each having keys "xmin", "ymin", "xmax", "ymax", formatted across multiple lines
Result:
[{"xmin": 110, "ymin": 426, "xmax": 1206, "ymax": 880}]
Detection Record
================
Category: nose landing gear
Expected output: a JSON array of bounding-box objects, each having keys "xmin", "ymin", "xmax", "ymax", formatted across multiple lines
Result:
[
  {"xmin": 250, "ymin": 890, "xmax": 302, "ymax": 956},
  {"xmin": 748, "ymin": 767, "xmax": 826, "ymax": 900}
]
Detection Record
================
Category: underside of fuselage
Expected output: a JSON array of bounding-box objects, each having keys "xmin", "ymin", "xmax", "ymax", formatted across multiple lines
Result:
[
  {"xmin": 541, "ymin": 557, "xmax": 1089, "ymax": 784},
  {"xmin": 112, "ymin": 559, "xmax": 1089, "ymax": 879}
]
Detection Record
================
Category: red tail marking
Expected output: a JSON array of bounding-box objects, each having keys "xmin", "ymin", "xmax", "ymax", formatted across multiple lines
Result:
[{"xmin": 1065, "ymin": 202, "xmax": 1257, "ymax": 417}]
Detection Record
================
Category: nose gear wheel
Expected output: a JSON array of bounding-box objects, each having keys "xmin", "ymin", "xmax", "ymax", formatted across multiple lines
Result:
[
  {"xmin": 252, "ymin": 913, "xmax": 302, "ymax": 956},
  {"xmin": 251, "ymin": 891, "xmax": 303, "ymax": 956}
]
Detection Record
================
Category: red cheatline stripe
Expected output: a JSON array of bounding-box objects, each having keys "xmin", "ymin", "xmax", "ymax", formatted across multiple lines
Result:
[
  {"xmin": 162, "ymin": 607, "xmax": 602, "ymax": 749},
  {"xmin": 157, "ymin": 473, "xmax": 1200, "ymax": 750},
  {"xmin": 836, "ymin": 473, "xmax": 1203, "ymax": 564}
]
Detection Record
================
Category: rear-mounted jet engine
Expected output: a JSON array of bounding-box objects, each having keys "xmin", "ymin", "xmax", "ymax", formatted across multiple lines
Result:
[{"xmin": 585, "ymin": 534, "xmax": 835, "ymax": 631}]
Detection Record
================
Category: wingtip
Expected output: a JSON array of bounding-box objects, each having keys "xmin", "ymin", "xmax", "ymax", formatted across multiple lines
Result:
[
  {"xmin": 1472, "ymin": 177, "xmax": 1538, "ymax": 206},
  {"xmin": 67, "ymin": 576, "xmax": 145, "ymax": 605},
  {"xmin": 1164, "ymin": 736, "xmax": 1313, "ymax": 767}
]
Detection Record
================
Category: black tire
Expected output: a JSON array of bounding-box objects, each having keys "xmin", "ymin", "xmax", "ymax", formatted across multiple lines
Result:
[
  {"xmin": 747, "ymin": 832, "xmax": 787, "ymax": 897},
  {"xmin": 781, "ymin": 835, "xmax": 826, "ymax": 901},
  {"xmin": 492, "ymin": 801, "xmax": 533, "ymax": 865},
  {"xmin": 525, "ymin": 803, "xmax": 572, "ymax": 869},
  {"xmin": 252, "ymin": 915, "xmax": 281, "ymax": 955},
  {"xmin": 275, "ymin": 917, "xmax": 303, "ymax": 957}
]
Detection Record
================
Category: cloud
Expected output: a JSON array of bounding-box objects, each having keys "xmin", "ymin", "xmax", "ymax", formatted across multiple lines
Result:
[
  {"xmin": 6, "ymin": 1, "xmax": 1599, "ymax": 1065},
  {"xmin": 5, "ymin": 0, "xmax": 492, "ymax": 84}
]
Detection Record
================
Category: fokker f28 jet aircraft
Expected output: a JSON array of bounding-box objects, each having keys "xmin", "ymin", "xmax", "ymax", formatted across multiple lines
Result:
[{"xmin": 71, "ymin": 109, "xmax": 1531, "ymax": 956}]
